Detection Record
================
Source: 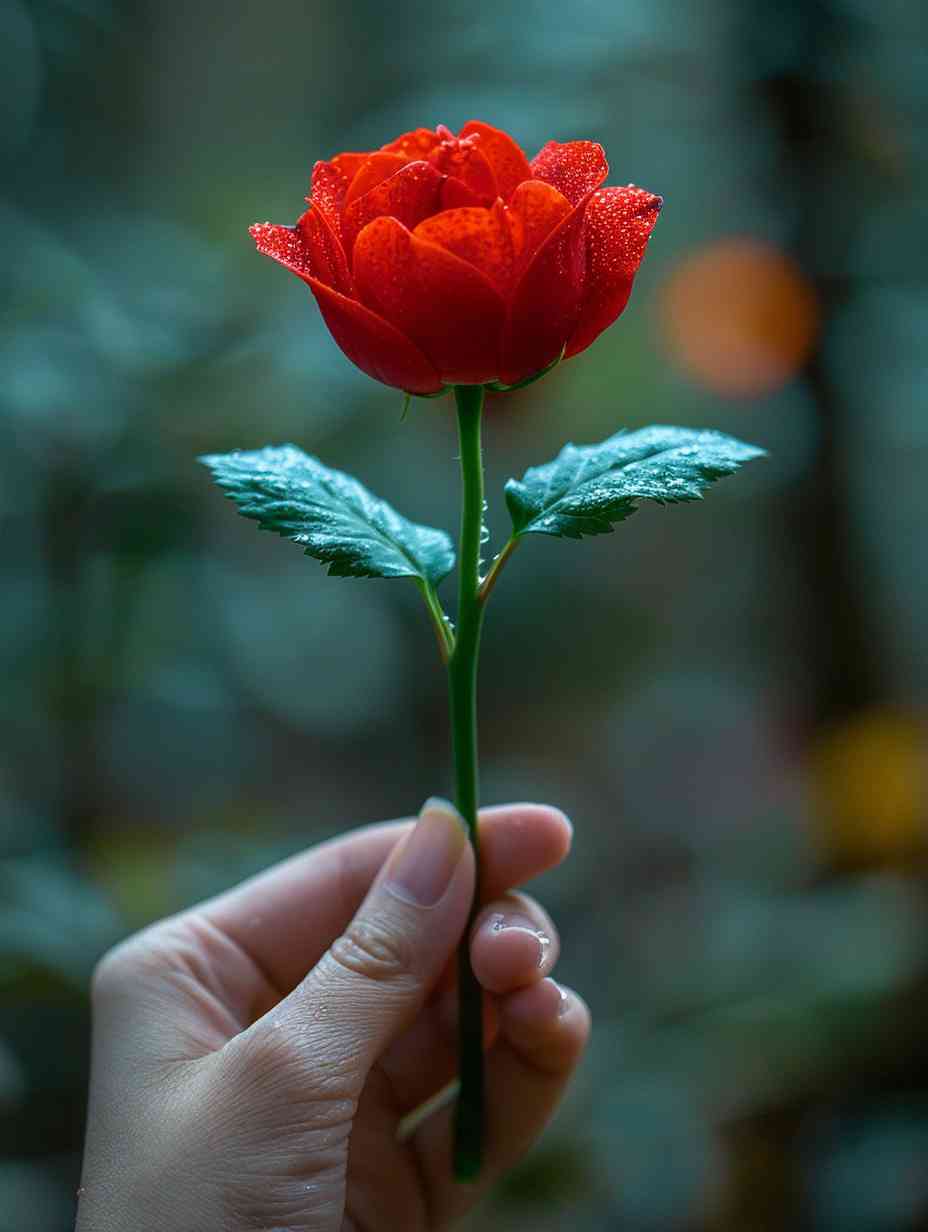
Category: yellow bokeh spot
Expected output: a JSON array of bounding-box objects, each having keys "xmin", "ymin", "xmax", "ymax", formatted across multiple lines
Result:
[
  {"xmin": 660, "ymin": 238, "xmax": 820, "ymax": 398},
  {"xmin": 810, "ymin": 710, "xmax": 928, "ymax": 868}
]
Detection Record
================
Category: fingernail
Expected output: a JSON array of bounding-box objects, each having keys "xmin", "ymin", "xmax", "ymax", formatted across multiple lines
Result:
[
  {"xmin": 385, "ymin": 798, "xmax": 467, "ymax": 907},
  {"xmin": 556, "ymin": 983, "xmax": 572, "ymax": 1017}
]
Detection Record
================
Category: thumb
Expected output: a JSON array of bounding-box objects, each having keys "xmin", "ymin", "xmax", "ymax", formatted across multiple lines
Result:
[{"xmin": 262, "ymin": 798, "xmax": 474, "ymax": 1089}]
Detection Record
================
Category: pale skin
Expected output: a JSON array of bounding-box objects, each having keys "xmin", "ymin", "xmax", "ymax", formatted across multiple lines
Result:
[{"xmin": 77, "ymin": 799, "xmax": 590, "ymax": 1231}]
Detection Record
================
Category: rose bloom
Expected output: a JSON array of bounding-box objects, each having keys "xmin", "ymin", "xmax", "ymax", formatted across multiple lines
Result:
[{"xmin": 251, "ymin": 121, "xmax": 661, "ymax": 394}]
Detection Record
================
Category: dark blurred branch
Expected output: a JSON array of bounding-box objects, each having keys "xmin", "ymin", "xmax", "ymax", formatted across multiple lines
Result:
[
  {"xmin": 761, "ymin": 12, "xmax": 884, "ymax": 730},
  {"xmin": 714, "ymin": 3, "xmax": 890, "ymax": 1228}
]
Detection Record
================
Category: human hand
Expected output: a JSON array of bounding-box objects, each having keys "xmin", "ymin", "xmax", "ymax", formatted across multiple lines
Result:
[{"xmin": 76, "ymin": 799, "xmax": 589, "ymax": 1230}]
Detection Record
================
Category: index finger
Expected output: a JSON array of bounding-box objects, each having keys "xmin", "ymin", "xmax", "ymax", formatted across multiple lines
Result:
[{"xmin": 200, "ymin": 803, "xmax": 572, "ymax": 997}]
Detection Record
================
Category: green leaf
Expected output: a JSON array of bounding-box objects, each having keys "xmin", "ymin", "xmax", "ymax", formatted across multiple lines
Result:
[
  {"xmin": 201, "ymin": 445, "xmax": 455, "ymax": 584},
  {"xmin": 505, "ymin": 425, "xmax": 766, "ymax": 540}
]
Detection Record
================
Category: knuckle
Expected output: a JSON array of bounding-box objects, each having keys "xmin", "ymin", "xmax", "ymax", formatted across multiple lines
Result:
[
  {"xmin": 237, "ymin": 1020, "xmax": 303, "ymax": 1082},
  {"xmin": 89, "ymin": 923, "xmax": 185, "ymax": 1002},
  {"xmin": 327, "ymin": 916, "xmax": 412, "ymax": 984},
  {"xmin": 226, "ymin": 1025, "xmax": 359, "ymax": 1124},
  {"xmin": 90, "ymin": 938, "xmax": 143, "ymax": 1001}
]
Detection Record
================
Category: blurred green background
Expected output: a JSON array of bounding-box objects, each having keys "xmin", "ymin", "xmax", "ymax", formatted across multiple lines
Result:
[{"xmin": 2, "ymin": 0, "xmax": 927, "ymax": 1228}]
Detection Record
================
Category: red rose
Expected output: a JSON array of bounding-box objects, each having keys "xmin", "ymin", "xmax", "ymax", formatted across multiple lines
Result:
[{"xmin": 251, "ymin": 122, "xmax": 661, "ymax": 394}]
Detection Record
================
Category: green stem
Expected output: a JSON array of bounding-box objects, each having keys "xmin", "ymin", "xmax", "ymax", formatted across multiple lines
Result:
[
  {"xmin": 419, "ymin": 579, "xmax": 454, "ymax": 662},
  {"xmin": 477, "ymin": 535, "xmax": 520, "ymax": 604},
  {"xmin": 449, "ymin": 384, "xmax": 487, "ymax": 1180}
]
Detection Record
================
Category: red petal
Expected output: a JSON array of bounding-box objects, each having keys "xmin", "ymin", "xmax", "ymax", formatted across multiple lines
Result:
[
  {"xmin": 529, "ymin": 140, "xmax": 609, "ymax": 206},
  {"xmin": 566, "ymin": 185, "xmax": 662, "ymax": 358},
  {"xmin": 429, "ymin": 140, "xmax": 497, "ymax": 203},
  {"xmin": 252, "ymin": 211, "xmax": 351, "ymax": 296},
  {"xmin": 498, "ymin": 194, "xmax": 591, "ymax": 384},
  {"xmin": 330, "ymin": 151, "xmax": 370, "ymax": 185},
  {"xmin": 343, "ymin": 152, "xmax": 409, "ymax": 207},
  {"xmin": 440, "ymin": 176, "xmax": 484, "ymax": 210},
  {"xmin": 341, "ymin": 161, "xmax": 444, "ymax": 262},
  {"xmin": 459, "ymin": 120, "xmax": 532, "ymax": 201},
  {"xmin": 353, "ymin": 216, "xmax": 505, "ymax": 384},
  {"xmin": 414, "ymin": 202, "xmax": 514, "ymax": 295},
  {"xmin": 251, "ymin": 221, "xmax": 315, "ymax": 278},
  {"xmin": 506, "ymin": 179, "xmax": 574, "ymax": 280},
  {"xmin": 296, "ymin": 209, "xmax": 353, "ymax": 296},
  {"xmin": 308, "ymin": 160, "xmax": 350, "ymax": 241},
  {"xmin": 381, "ymin": 127, "xmax": 442, "ymax": 160},
  {"xmin": 310, "ymin": 278, "xmax": 442, "ymax": 393},
  {"xmin": 251, "ymin": 222, "xmax": 441, "ymax": 391}
]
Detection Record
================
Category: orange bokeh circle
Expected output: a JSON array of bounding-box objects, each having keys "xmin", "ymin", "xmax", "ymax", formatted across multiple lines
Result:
[{"xmin": 660, "ymin": 238, "xmax": 820, "ymax": 398}]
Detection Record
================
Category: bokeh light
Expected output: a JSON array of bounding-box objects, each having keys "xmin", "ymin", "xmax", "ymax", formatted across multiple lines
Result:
[
  {"xmin": 810, "ymin": 709, "xmax": 928, "ymax": 870},
  {"xmin": 659, "ymin": 238, "xmax": 820, "ymax": 398}
]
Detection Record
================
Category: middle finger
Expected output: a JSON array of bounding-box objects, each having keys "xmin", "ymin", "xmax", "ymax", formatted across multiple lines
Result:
[
  {"xmin": 376, "ymin": 891, "xmax": 560, "ymax": 1118},
  {"xmin": 469, "ymin": 891, "xmax": 560, "ymax": 994}
]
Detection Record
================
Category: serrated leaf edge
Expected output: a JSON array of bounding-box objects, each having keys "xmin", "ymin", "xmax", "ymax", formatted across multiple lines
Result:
[
  {"xmin": 505, "ymin": 426, "xmax": 767, "ymax": 540},
  {"xmin": 200, "ymin": 446, "xmax": 455, "ymax": 584}
]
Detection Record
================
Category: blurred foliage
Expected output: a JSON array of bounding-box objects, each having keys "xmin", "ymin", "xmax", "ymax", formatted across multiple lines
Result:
[{"xmin": 1, "ymin": 0, "xmax": 927, "ymax": 1229}]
